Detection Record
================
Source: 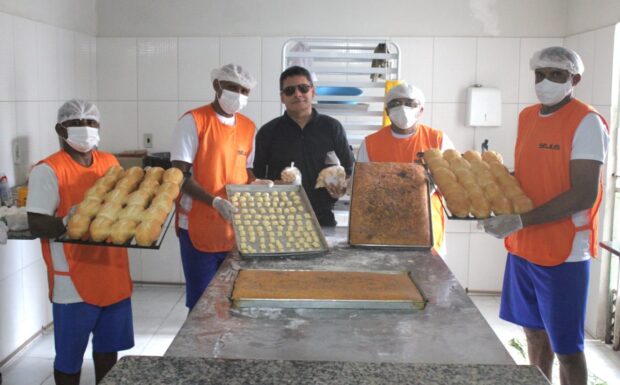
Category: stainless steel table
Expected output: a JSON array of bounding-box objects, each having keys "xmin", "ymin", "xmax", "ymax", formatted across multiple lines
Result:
[{"xmin": 166, "ymin": 227, "xmax": 514, "ymax": 365}]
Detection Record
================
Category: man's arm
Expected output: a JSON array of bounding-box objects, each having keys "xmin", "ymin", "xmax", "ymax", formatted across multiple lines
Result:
[
  {"xmin": 28, "ymin": 212, "xmax": 65, "ymax": 238},
  {"xmin": 333, "ymin": 121, "xmax": 355, "ymax": 175},
  {"xmin": 172, "ymin": 161, "xmax": 217, "ymax": 206},
  {"xmin": 520, "ymin": 159, "xmax": 602, "ymax": 227}
]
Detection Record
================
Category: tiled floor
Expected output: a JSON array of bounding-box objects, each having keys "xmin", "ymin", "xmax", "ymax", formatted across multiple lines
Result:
[{"xmin": 1, "ymin": 287, "xmax": 619, "ymax": 385}]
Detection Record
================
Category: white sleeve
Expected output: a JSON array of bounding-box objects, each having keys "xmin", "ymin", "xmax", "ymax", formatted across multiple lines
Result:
[
  {"xmin": 571, "ymin": 113, "xmax": 609, "ymax": 162},
  {"xmin": 440, "ymin": 134, "xmax": 455, "ymax": 151},
  {"xmin": 26, "ymin": 164, "xmax": 60, "ymax": 216},
  {"xmin": 170, "ymin": 114, "xmax": 199, "ymax": 164},
  {"xmin": 356, "ymin": 140, "xmax": 369, "ymax": 163},
  {"xmin": 246, "ymin": 130, "xmax": 257, "ymax": 168}
]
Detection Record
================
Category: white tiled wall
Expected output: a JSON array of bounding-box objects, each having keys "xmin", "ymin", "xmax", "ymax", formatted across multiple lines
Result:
[{"xmin": 0, "ymin": 10, "xmax": 97, "ymax": 364}]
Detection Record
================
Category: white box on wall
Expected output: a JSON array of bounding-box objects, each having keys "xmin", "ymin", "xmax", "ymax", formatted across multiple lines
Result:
[{"xmin": 466, "ymin": 87, "xmax": 501, "ymax": 126}]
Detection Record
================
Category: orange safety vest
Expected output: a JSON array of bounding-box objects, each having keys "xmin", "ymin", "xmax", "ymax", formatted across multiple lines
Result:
[
  {"xmin": 184, "ymin": 105, "xmax": 255, "ymax": 252},
  {"xmin": 40, "ymin": 150, "xmax": 132, "ymax": 306},
  {"xmin": 505, "ymin": 99, "xmax": 608, "ymax": 266},
  {"xmin": 365, "ymin": 124, "xmax": 445, "ymax": 252}
]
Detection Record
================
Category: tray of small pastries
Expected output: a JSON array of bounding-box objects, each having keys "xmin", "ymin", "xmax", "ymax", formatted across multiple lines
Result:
[
  {"xmin": 230, "ymin": 269, "xmax": 427, "ymax": 310},
  {"xmin": 348, "ymin": 162, "xmax": 433, "ymax": 250},
  {"xmin": 226, "ymin": 184, "xmax": 328, "ymax": 257},
  {"xmin": 55, "ymin": 166, "xmax": 183, "ymax": 249},
  {"xmin": 421, "ymin": 149, "xmax": 534, "ymax": 220}
]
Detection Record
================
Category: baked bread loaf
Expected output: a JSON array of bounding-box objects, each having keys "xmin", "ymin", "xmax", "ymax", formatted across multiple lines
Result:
[
  {"xmin": 135, "ymin": 220, "xmax": 161, "ymax": 246},
  {"xmin": 110, "ymin": 219, "xmax": 137, "ymax": 245},
  {"xmin": 163, "ymin": 167, "xmax": 184, "ymax": 185},
  {"xmin": 94, "ymin": 175, "xmax": 118, "ymax": 191},
  {"xmin": 105, "ymin": 165, "xmax": 124, "ymax": 179},
  {"xmin": 118, "ymin": 205, "xmax": 145, "ymax": 223},
  {"xmin": 423, "ymin": 148, "xmax": 442, "ymax": 161},
  {"xmin": 463, "ymin": 150, "xmax": 482, "ymax": 163},
  {"xmin": 143, "ymin": 206, "xmax": 168, "ymax": 225},
  {"xmin": 124, "ymin": 166, "xmax": 145, "ymax": 181},
  {"xmin": 426, "ymin": 158, "xmax": 450, "ymax": 172},
  {"xmin": 115, "ymin": 177, "xmax": 140, "ymax": 193},
  {"xmin": 482, "ymin": 150, "xmax": 503, "ymax": 164},
  {"xmin": 76, "ymin": 198, "xmax": 102, "ymax": 218},
  {"xmin": 96, "ymin": 201, "xmax": 122, "ymax": 221},
  {"xmin": 315, "ymin": 165, "xmax": 346, "ymax": 189},
  {"xmin": 442, "ymin": 149, "xmax": 460, "ymax": 161},
  {"xmin": 144, "ymin": 167, "xmax": 165, "ymax": 183},
  {"xmin": 150, "ymin": 195, "xmax": 174, "ymax": 213},
  {"xmin": 126, "ymin": 190, "xmax": 150, "ymax": 208},
  {"xmin": 84, "ymin": 184, "xmax": 108, "ymax": 201},
  {"xmin": 349, "ymin": 162, "xmax": 431, "ymax": 247},
  {"xmin": 139, "ymin": 179, "xmax": 160, "ymax": 197},
  {"xmin": 512, "ymin": 194, "xmax": 534, "ymax": 214},
  {"xmin": 156, "ymin": 182, "xmax": 180, "ymax": 201},
  {"xmin": 104, "ymin": 188, "xmax": 129, "ymax": 206},
  {"xmin": 67, "ymin": 214, "xmax": 91, "ymax": 240},
  {"xmin": 89, "ymin": 217, "xmax": 113, "ymax": 242}
]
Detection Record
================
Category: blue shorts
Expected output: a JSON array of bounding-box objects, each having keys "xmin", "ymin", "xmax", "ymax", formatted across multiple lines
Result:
[
  {"xmin": 179, "ymin": 229, "xmax": 228, "ymax": 310},
  {"xmin": 500, "ymin": 253, "xmax": 590, "ymax": 355},
  {"xmin": 53, "ymin": 298, "xmax": 134, "ymax": 374}
]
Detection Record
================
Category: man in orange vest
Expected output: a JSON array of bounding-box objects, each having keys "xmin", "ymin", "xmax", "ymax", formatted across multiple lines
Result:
[
  {"xmin": 27, "ymin": 100, "xmax": 134, "ymax": 385},
  {"xmin": 482, "ymin": 47, "xmax": 609, "ymax": 385},
  {"xmin": 358, "ymin": 83, "xmax": 454, "ymax": 257},
  {"xmin": 171, "ymin": 64, "xmax": 270, "ymax": 311}
]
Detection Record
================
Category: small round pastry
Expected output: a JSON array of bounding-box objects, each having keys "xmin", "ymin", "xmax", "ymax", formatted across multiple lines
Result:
[
  {"xmin": 489, "ymin": 162, "xmax": 510, "ymax": 179},
  {"xmin": 449, "ymin": 157, "xmax": 470, "ymax": 170},
  {"xmin": 94, "ymin": 175, "xmax": 118, "ymax": 191},
  {"xmin": 96, "ymin": 201, "xmax": 123, "ymax": 221},
  {"xmin": 463, "ymin": 150, "xmax": 482, "ymax": 163},
  {"xmin": 442, "ymin": 149, "xmax": 461, "ymax": 161},
  {"xmin": 144, "ymin": 167, "xmax": 165, "ymax": 183},
  {"xmin": 124, "ymin": 166, "xmax": 145, "ymax": 181},
  {"xmin": 491, "ymin": 196, "xmax": 513, "ymax": 215},
  {"xmin": 67, "ymin": 213, "xmax": 91, "ymax": 240},
  {"xmin": 427, "ymin": 158, "xmax": 450, "ymax": 172},
  {"xmin": 143, "ymin": 206, "xmax": 168, "ymax": 225},
  {"xmin": 470, "ymin": 194, "xmax": 492, "ymax": 219},
  {"xmin": 118, "ymin": 204, "xmax": 145, "ymax": 223},
  {"xmin": 84, "ymin": 184, "xmax": 108, "ymax": 201},
  {"xmin": 126, "ymin": 190, "xmax": 150, "ymax": 208},
  {"xmin": 104, "ymin": 188, "xmax": 129, "ymax": 206},
  {"xmin": 424, "ymin": 148, "xmax": 443, "ymax": 161},
  {"xmin": 156, "ymin": 182, "xmax": 180, "ymax": 201},
  {"xmin": 115, "ymin": 177, "xmax": 140, "ymax": 193},
  {"xmin": 163, "ymin": 167, "xmax": 184, "ymax": 185},
  {"xmin": 482, "ymin": 150, "xmax": 503, "ymax": 164},
  {"xmin": 135, "ymin": 220, "xmax": 162, "ymax": 247},
  {"xmin": 512, "ymin": 194, "xmax": 534, "ymax": 214},
  {"xmin": 89, "ymin": 217, "xmax": 114, "ymax": 242},
  {"xmin": 110, "ymin": 218, "xmax": 138, "ymax": 245},
  {"xmin": 105, "ymin": 165, "xmax": 124, "ymax": 179},
  {"xmin": 76, "ymin": 198, "xmax": 102, "ymax": 218}
]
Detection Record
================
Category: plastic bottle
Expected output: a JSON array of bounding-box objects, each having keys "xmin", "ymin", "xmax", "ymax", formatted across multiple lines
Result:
[{"xmin": 0, "ymin": 174, "xmax": 14, "ymax": 207}]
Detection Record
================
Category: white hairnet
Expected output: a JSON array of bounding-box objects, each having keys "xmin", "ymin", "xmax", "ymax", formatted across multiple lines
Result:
[
  {"xmin": 529, "ymin": 46, "xmax": 584, "ymax": 75},
  {"xmin": 211, "ymin": 63, "xmax": 257, "ymax": 90},
  {"xmin": 57, "ymin": 99, "xmax": 100, "ymax": 124},
  {"xmin": 386, "ymin": 83, "xmax": 425, "ymax": 107}
]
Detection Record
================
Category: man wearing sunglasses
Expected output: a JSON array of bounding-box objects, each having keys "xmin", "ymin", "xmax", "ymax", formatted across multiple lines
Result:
[
  {"xmin": 253, "ymin": 66, "xmax": 354, "ymax": 226},
  {"xmin": 481, "ymin": 47, "xmax": 609, "ymax": 385},
  {"xmin": 357, "ymin": 83, "xmax": 454, "ymax": 257}
]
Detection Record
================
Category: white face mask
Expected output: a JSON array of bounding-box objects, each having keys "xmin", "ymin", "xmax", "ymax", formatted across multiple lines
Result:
[
  {"xmin": 535, "ymin": 79, "xmax": 573, "ymax": 106},
  {"xmin": 218, "ymin": 89, "xmax": 248, "ymax": 115},
  {"xmin": 389, "ymin": 106, "xmax": 420, "ymax": 129},
  {"xmin": 64, "ymin": 126, "xmax": 100, "ymax": 153}
]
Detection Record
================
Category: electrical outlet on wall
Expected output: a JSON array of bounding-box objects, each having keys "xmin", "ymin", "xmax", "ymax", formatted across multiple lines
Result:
[{"xmin": 144, "ymin": 133, "xmax": 153, "ymax": 149}]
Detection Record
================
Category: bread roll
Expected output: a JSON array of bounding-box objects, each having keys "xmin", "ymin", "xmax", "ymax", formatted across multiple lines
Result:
[
  {"xmin": 449, "ymin": 157, "xmax": 470, "ymax": 170},
  {"xmin": 89, "ymin": 217, "xmax": 113, "ymax": 242},
  {"xmin": 156, "ymin": 182, "xmax": 180, "ymax": 200},
  {"xmin": 445, "ymin": 194, "xmax": 470, "ymax": 218},
  {"xmin": 432, "ymin": 167, "xmax": 457, "ymax": 187},
  {"xmin": 470, "ymin": 160, "xmax": 490, "ymax": 175},
  {"xmin": 76, "ymin": 198, "xmax": 102, "ymax": 218},
  {"xmin": 427, "ymin": 158, "xmax": 450, "ymax": 172},
  {"xmin": 497, "ymin": 174, "xmax": 520, "ymax": 189},
  {"xmin": 150, "ymin": 195, "xmax": 173, "ymax": 213},
  {"xmin": 454, "ymin": 168, "xmax": 475, "ymax": 185},
  {"xmin": 470, "ymin": 194, "xmax": 492, "ymax": 218},
  {"xmin": 491, "ymin": 196, "xmax": 513, "ymax": 215},
  {"xmin": 110, "ymin": 218, "xmax": 137, "ymax": 245},
  {"xmin": 482, "ymin": 150, "xmax": 503, "ymax": 164},
  {"xmin": 463, "ymin": 150, "xmax": 482, "ymax": 163},
  {"xmin": 476, "ymin": 172, "xmax": 496, "ymax": 188},
  {"xmin": 512, "ymin": 194, "xmax": 534, "ymax": 214},
  {"xmin": 135, "ymin": 220, "xmax": 162, "ymax": 246},
  {"xmin": 94, "ymin": 175, "xmax": 118, "ymax": 191},
  {"xmin": 143, "ymin": 206, "xmax": 168, "ymax": 225},
  {"xmin": 84, "ymin": 184, "xmax": 108, "ymax": 201},
  {"xmin": 67, "ymin": 213, "xmax": 91, "ymax": 240},
  {"xmin": 118, "ymin": 204, "xmax": 145, "ymax": 223},
  {"xmin": 424, "ymin": 148, "xmax": 442, "ymax": 161},
  {"xmin": 139, "ymin": 179, "xmax": 160, "ymax": 196},
  {"xmin": 144, "ymin": 167, "xmax": 165, "ymax": 183},
  {"xmin": 126, "ymin": 190, "xmax": 150, "ymax": 208},
  {"xmin": 163, "ymin": 167, "xmax": 184, "ymax": 185},
  {"xmin": 463, "ymin": 181, "xmax": 484, "ymax": 197},
  {"xmin": 105, "ymin": 165, "xmax": 124, "ymax": 179},
  {"xmin": 115, "ymin": 177, "xmax": 140, "ymax": 193},
  {"xmin": 442, "ymin": 149, "xmax": 461, "ymax": 161},
  {"xmin": 502, "ymin": 184, "xmax": 525, "ymax": 199},
  {"xmin": 489, "ymin": 163, "xmax": 510, "ymax": 179},
  {"xmin": 124, "ymin": 166, "xmax": 145, "ymax": 181},
  {"xmin": 96, "ymin": 201, "xmax": 122, "ymax": 221},
  {"xmin": 440, "ymin": 181, "xmax": 463, "ymax": 200},
  {"xmin": 104, "ymin": 188, "xmax": 129, "ymax": 205},
  {"xmin": 484, "ymin": 183, "xmax": 504, "ymax": 201}
]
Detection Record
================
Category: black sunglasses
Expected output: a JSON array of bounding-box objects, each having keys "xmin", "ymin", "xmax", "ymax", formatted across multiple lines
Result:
[{"xmin": 281, "ymin": 84, "xmax": 312, "ymax": 96}]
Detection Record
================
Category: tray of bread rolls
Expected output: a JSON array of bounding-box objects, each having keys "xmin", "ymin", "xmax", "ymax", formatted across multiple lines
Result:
[
  {"xmin": 226, "ymin": 184, "xmax": 328, "ymax": 258},
  {"xmin": 55, "ymin": 166, "xmax": 184, "ymax": 249},
  {"xmin": 421, "ymin": 149, "xmax": 534, "ymax": 220}
]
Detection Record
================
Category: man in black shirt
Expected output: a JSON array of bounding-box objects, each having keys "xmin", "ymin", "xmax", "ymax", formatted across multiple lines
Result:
[{"xmin": 253, "ymin": 66, "xmax": 355, "ymax": 226}]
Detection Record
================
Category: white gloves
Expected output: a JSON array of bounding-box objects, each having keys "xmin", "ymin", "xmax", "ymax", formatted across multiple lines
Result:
[
  {"xmin": 480, "ymin": 214, "xmax": 523, "ymax": 239},
  {"xmin": 250, "ymin": 179, "xmax": 274, "ymax": 188},
  {"xmin": 5, "ymin": 207, "xmax": 28, "ymax": 231},
  {"xmin": 212, "ymin": 197, "xmax": 237, "ymax": 222},
  {"xmin": 0, "ymin": 221, "xmax": 7, "ymax": 245},
  {"xmin": 62, "ymin": 205, "xmax": 78, "ymax": 226}
]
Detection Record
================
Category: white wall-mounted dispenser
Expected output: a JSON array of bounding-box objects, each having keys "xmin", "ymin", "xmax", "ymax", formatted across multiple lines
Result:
[{"xmin": 465, "ymin": 86, "xmax": 501, "ymax": 127}]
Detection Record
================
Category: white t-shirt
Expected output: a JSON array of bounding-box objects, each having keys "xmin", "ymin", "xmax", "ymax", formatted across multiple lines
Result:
[
  {"xmin": 171, "ymin": 112, "xmax": 256, "ymax": 229},
  {"xmin": 26, "ymin": 164, "xmax": 83, "ymax": 304}
]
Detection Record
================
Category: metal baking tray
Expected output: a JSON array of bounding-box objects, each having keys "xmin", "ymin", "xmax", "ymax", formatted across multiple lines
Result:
[
  {"xmin": 226, "ymin": 184, "xmax": 328, "ymax": 258},
  {"xmin": 348, "ymin": 162, "xmax": 434, "ymax": 250},
  {"xmin": 230, "ymin": 269, "xmax": 427, "ymax": 311},
  {"xmin": 54, "ymin": 207, "xmax": 175, "ymax": 250}
]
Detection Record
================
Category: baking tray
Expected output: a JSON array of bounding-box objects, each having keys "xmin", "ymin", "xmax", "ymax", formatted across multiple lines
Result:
[
  {"xmin": 230, "ymin": 269, "xmax": 427, "ymax": 310},
  {"xmin": 348, "ymin": 162, "xmax": 434, "ymax": 250},
  {"xmin": 54, "ymin": 207, "xmax": 175, "ymax": 250},
  {"xmin": 226, "ymin": 184, "xmax": 329, "ymax": 258}
]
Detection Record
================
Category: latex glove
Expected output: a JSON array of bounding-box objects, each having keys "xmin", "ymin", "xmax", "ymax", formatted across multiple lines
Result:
[
  {"xmin": 61, "ymin": 205, "xmax": 78, "ymax": 227},
  {"xmin": 481, "ymin": 214, "xmax": 523, "ymax": 239},
  {"xmin": 6, "ymin": 207, "xmax": 28, "ymax": 231},
  {"xmin": 0, "ymin": 221, "xmax": 7, "ymax": 245},
  {"xmin": 281, "ymin": 165, "xmax": 302, "ymax": 186},
  {"xmin": 212, "ymin": 197, "xmax": 237, "ymax": 222},
  {"xmin": 250, "ymin": 178, "xmax": 274, "ymax": 188},
  {"xmin": 326, "ymin": 178, "xmax": 348, "ymax": 199}
]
